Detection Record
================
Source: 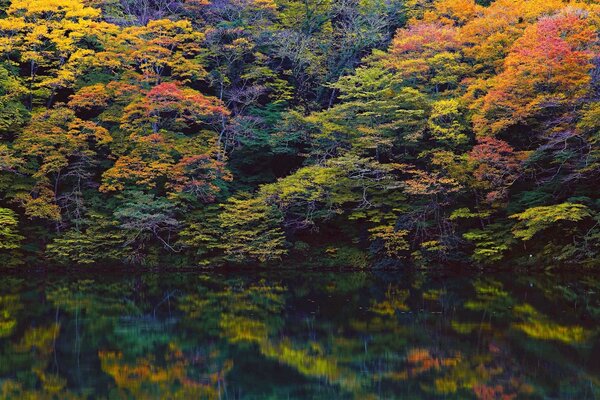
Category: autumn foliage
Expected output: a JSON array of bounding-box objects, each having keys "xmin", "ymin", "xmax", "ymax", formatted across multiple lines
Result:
[{"xmin": 0, "ymin": 0, "xmax": 598, "ymax": 268}]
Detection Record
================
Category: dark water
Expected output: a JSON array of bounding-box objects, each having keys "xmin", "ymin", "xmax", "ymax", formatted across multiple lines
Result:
[{"xmin": 0, "ymin": 270, "xmax": 599, "ymax": 399}]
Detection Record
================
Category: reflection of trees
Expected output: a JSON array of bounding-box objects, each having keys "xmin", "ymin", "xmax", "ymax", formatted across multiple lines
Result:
[
  {"xmin": 0, "ymin": 278, "xmax": 74, "ymax": 398},
  {"xmin": 186, "ymin": 274, "xmax": 599, "ymax": 399},
  {"xmin": 0, "ymin": 295, "xmax": 21, "ymax": 339},
  {"xmin": 0, "ymin": 278, "xmax": 24, "ymax": 341},
  {"xmin": 0, "ymin": 273, "xmax": 598, "ymax": 399},
  {"xmin": 462, "ymin": 279, "xmax": 593, "ymax": 345},
  {"xmin": 513, "ymin": 304, "xmax": 588, "ymax": 344},
  {"xmin": 99, "ymin": 344, "xmax": 231, "ymax": 399},
  {"xmin": 370, "ymin": 284, "xmax": 409, "ymax": 315},
  {"xmin": 445, "ymin": 278, "xmax": 599, "ymax": 398},
  {"xmin": 0, "ymin": 324, "xmax": 78, "ymax": 399},
  {"xmin": 179, "ymin": 276, "xmax": 371, "ymax": 394}
]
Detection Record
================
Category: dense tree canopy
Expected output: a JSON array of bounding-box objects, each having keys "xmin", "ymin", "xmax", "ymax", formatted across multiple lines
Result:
[{"xmin": 0, "ymin": 0, "xmax": 598, "ymax": 268}]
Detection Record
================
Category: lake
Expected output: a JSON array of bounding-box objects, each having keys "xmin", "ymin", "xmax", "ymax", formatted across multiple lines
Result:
[{"xmin": 0, "ymin": 269, "xmax": 598, "ymax": 399}]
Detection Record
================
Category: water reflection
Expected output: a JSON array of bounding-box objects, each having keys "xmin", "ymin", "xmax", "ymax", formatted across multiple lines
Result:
[{"xmin": 0, "ymin": 271, "xmax": 598, "ymax": 399}]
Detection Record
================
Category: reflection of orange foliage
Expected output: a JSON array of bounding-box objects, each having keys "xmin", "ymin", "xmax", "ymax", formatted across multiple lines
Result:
[
  {"xmin": 100, "ymin": 351, "xmax": 167, "ymax": 387},
  {"xmin": 406, "ymin": 348, "xmax": 461, "ymax": 376},
  {"xmin": 473, "ymin": 384, "xmax": 516, "ymax": 400},
  {"xmin": 99, "ymin": 344, "xmax": 232, "ymax": 399},
  {"xmin": 381, "ymin": 348, "xmax": 462, "ymax": 382},
  {"xmin": 407, "ymin": 348, "xmax": 431, "ymax": 363}
]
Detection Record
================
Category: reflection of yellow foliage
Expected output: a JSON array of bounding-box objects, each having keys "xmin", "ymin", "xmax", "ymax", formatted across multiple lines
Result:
[
  {"xmin": 465, "ymin": 280, "xmax": 511, "ymax": 311},
  {"xmin": 218, "ymin": 305, "xmax": 366, "ymax": 392},
  {"xmin": 218, "ymin": 311, "xmax": 366, "ymax": 393},
  {"xmin": 40, "ymin": 373, "xmax": 67, "ymax": 393},
  {"xmin": 15, "ymin": 324, "xmax": 60, "ymax": 356},
  {"xmin": 430, "ymin": 363, "xmax": 480, "ymax": 395},
  {"xmin": 220, "ymin": 314, "xmax": 268, "ymax": 343},
  {"xmin": 434, "ymin": 377, "xmax": 458, "ymax": 394},
  {"xmin": 0, "ymin": 320, "xmax": 16, "ymax": 338},
  {"xmin": 46, "ymin": 280, "xmax": 97, "ymax": 311},
  {"xmin": 423, "ymin": 289, "xmax": 445, "ymax": 301},
  {"xmin": 370, "ymin": 285, "xmax": 410, "ymax": 315},
  {"xmin": 261, "ymin": 339, "xmax": 363, "ymax": 391},
  {"xmin": 1, "ymin": 324, "xmax": 77, "ymax": 399},
  {"xmin": 514, "ymin": 322, "xmax": 586, "ymax": 344},
  {"xmin": 184, "ymin": 280, "xmax": 371, "ymax": 394},
  {"xmin": 513, "ymin": 304, "xmax": 587, "ymax": 344},
  {"xmin": 0, "ymin": 294, "xmax": 22, "ymax": 338},
  {"xmin": 263, "ymin": 340, "xmax": 339, "ymax": 380}
]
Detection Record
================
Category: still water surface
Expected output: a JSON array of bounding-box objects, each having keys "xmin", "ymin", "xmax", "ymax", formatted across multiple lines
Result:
[{"xmin": 0, "ymin": 270, "xmax": 599, "ymax": 399}]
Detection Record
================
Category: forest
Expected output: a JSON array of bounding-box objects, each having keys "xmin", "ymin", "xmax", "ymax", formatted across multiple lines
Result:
[{"xmin": 0, "ymin": 0, "xmax": 598, "ymax": 268}]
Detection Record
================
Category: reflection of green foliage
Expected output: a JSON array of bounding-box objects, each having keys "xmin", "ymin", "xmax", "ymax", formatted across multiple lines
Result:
[
  {"xmin": 46, "ymin": 280, "xmax": 139, "ymax": 316},
  {"xmin": 179, "ymin": 278, "xmax": 287, "ymax": 343},
  {"xmin": 450, "ymin": 321, "xmax": 491, "ymax": 335},
  {"xmin": 464, "ymin": 279, "xmax": 515, "ymax": 315},
  {"xmin": 321, "ymin": 272, "xmax": 368, "ymax": 294},
  {"xmin": 0, "ymin": 295, "xmax": 21, "ymax": 338},
  {"xmin": 1, "ymin": 379, "xmax": 83, "ymax": 400},
  {"xmin": 113, "ymin": 318, "xmax": 174, "ymax": 356},
  {"xmin": 179, "ymin": 277, "xmax": 369, "ymax": 394}
]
